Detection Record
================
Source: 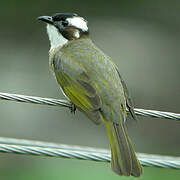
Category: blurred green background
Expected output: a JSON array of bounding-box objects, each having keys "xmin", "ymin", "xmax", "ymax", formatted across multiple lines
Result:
[{"xmin": 0, "ymin": 0, "xmax": 179, "ymax": 179}]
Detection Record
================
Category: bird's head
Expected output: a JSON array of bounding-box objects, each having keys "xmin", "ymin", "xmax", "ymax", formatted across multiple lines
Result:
[{"xmin": 37, "ymin": 13, "xmax": 89, "ymax": 48}]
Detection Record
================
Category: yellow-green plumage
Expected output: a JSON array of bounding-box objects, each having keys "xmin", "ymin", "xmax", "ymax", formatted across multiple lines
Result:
[{"xmin": 50, "ymin": 37, "xmax": 143, "ymax": 176}]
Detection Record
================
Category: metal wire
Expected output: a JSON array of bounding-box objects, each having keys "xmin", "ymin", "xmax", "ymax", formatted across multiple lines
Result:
[
  {"xmin": 0, "ymin": 93, "xmax": 179, "ymax": 170},
  {"xmin": 0, "ymin": 92, "xmax": 179, "ymax": 121},
  {"xmin": 0, "ymin": 137, "xmax": 109, "ymax": 153},
  {"xmin": 0, "ymin": 137, "xmax": 179, "ymax": 169}
]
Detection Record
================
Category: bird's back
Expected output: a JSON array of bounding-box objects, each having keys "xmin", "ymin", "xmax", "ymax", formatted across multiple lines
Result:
[{"xmin": 57, "ymin": 38, "xmax": 127, "ymax": 122}]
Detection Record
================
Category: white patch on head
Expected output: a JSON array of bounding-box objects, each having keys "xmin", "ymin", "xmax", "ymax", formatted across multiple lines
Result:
[
  {"xmin": 67, "ymin": 17, "xmax": 88, "ymax": 32},
  {"xmin": 46, "ymin": 24, "xmax": 68, "ymax": 49}
]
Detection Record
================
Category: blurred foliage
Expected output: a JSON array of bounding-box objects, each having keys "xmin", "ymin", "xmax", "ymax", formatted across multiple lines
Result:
[
  {"xmin": 0, "ymin": 0, "xmax": 179, "ymax": 179},
  {"xmin": 0, "ymin": 156, "xmax": 180, "ymax": 180}
]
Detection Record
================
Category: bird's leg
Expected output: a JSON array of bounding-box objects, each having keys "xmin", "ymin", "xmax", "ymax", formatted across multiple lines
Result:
[{"xmin": 70, "ymin": 103, "xmax": 76, "ymax": 114}]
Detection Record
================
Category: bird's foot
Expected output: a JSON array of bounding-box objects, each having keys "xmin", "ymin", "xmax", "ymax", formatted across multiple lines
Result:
[
  {"xmin": 92, "ymin": 107, "xmax": 102, "ymax": 112},
  {"xmin": 70, "ymin": 103, "xmax": 76, "ymax": 114}
]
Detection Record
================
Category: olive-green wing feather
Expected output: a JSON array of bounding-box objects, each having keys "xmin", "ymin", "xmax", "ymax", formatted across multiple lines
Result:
[
  {"xmin": 115, "ymin": 67, "xmax": 137, "ymax": 121},
  {"xmin": 53, "ymin": 52, "xmax": 102, "ymax": 125}
]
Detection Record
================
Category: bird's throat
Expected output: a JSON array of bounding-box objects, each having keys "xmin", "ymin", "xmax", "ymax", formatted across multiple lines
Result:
[{"xmin": 46, "ymin": 24, "xmax": 68, "ymax": 49}]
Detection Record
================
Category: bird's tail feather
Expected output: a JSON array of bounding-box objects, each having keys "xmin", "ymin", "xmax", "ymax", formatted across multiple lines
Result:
[
  {"xmin": 123, "ymin": 125, "xmax": 143, "ymax": 177},
  {"xmin": 104, "ymin": 120, "xmax": 143, "ymax": 177}
]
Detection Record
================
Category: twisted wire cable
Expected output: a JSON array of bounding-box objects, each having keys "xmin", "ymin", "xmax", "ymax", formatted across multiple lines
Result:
[
  {"xmin": 0, "ymin": 92, "xmax": 179, "ymax": 121},
  {"xmin": 0, "ymin": 137, "xmax": 109, "ymax": 153},
  {"xmin": 0, "ymin": 137, "xmax": 179, "ymax": 169}
]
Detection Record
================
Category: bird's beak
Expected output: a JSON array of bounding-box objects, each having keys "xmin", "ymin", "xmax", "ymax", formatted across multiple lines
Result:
[{"xmin": 37, "ymin": 16, "xmax": 53, "ymax": 25}]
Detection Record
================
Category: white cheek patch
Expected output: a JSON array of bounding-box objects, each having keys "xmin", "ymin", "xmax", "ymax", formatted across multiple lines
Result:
[
  {"xmin": 46, "ymin": 24, "xmax": 68, "ymax": 49},
  {"xmin": 67, "ymin": 17, "xmax": 88, "ymax": 32}
]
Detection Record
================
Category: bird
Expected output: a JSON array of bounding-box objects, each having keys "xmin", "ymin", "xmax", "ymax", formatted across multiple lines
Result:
[{"xmin": 37, "ymin": 13, "xmax": 143, "ymax": 177}]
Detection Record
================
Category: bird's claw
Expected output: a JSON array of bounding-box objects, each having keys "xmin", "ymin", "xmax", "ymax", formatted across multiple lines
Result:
[{"xmin": 70, "ymin": 103, "xmax": 76, "ymax": 114}]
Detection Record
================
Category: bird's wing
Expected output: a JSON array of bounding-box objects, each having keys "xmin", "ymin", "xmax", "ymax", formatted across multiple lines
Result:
[
  {"xmin": 115, "ymin": 67, "xmax": 137, "ymax": 121},
  {"xmin": 53, "ymin": 52, "xmax": 102, "ymax": 125}
]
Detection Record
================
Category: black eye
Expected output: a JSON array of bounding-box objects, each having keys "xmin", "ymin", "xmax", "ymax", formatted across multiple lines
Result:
[{"xmin": 62, "ymin": 20, "xmax": 68, "ymax": 26}]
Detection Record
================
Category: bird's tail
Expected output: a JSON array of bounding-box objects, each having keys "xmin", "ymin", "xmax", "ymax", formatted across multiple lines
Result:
[{"xmin": 104, "ymin": 120, "xmax": 143, "ymax": 177}]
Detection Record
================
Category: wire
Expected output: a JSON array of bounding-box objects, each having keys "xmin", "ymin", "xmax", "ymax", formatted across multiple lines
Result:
[
  {"xmin": 0, "ymin": 92, "xmax": 179, "ymax": 121},
  {"xmin": 0, "ymin": 137, "xmax": 179, "ymax": 169},
  {"xmin": 0, "ymin": 92, "xmax": 179, "ymax": 170},
  {"xmin": 0, "ymin": 137, "xmax": 109, "ymax": 153}
]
